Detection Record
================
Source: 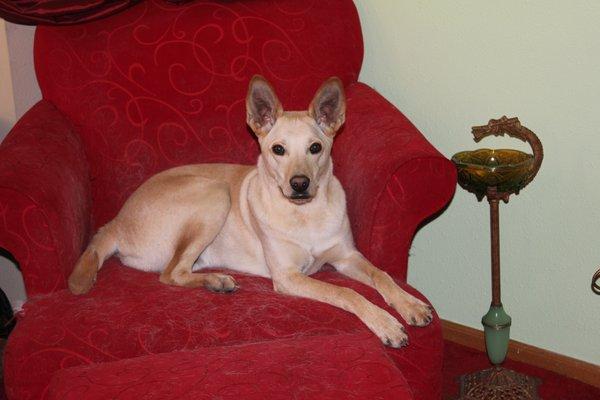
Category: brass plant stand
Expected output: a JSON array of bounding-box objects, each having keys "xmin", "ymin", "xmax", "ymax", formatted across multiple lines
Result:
[{"xmin": 452, "ymin": 116, "xmax": 543, "ymax": 400}]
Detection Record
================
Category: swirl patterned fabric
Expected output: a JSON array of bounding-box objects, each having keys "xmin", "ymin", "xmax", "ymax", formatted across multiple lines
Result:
[
  {"xmin": 0, "ymin": 0, "xmax": 456, "ymax": 399},
  {"xmin": 35, "ymin": 0, "xmax": 364, "ymax": 230},
  {"xmin": 0, "ymin": 101, "xmax": 91, "ymax": 296}
]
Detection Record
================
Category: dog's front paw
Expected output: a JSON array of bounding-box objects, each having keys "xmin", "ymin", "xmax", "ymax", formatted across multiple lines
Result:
[
  {"xmin": 392, "ymin": 298, "xmax": 433, "ymax": 327},
  {"xmin": 204, "ymin": 273, "xmax": 239, "ymax": 293},
  {"xmin": 364, "ymin": 306, "xmax": 409, "ymax": 348}
]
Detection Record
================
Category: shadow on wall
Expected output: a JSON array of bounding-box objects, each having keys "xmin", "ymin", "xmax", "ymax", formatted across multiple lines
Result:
[
  {"xmin": 0, "ymin": 250, "xmax": 26, "ymax": 312},
  {"xmin": 5, "ymin": 23, "xmax": 40, "ymax": 120},
  {"xmin": 1, "ymin": 117, "xmax": 15, "ymax": 140}
]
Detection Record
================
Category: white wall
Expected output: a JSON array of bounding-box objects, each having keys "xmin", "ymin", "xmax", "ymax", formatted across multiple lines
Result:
[
  {"xmin": 0, "ymin": 21, "xmax": 39, "ymax": 309},
  {"xmin": 355, "ymin": 0, "xmax": 600, "ymax": 365},
  {"xmin": 5, "ymin": 23, "xmax": 40, "ymax": 118},
  {"xmin": 0, "ymin": 19, "xmax": 16, "ymax": 138}
]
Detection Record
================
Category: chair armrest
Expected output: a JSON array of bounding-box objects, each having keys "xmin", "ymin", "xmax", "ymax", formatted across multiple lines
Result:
[
  {"xmin": 0, "ymin": 100, "xmax": 91, "ymax": 297},
  {"xmin": 333, "ymin": 82, "xmax": 456, "ymax": 281}
]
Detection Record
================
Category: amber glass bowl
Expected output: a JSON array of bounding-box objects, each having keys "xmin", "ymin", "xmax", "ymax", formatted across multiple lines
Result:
[{"xmin": 452, "ymin": 149, "xmax": 534, "ymax": 196}]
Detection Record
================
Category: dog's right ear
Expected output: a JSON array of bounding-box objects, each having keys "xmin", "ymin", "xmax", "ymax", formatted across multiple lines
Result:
[{"xmin": 246, "ymin": 75, "xmax": 283, "ymax": 137}]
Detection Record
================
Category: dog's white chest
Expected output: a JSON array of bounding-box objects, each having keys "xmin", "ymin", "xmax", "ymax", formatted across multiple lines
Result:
[{"xmin": 285, "ymin": 209, "xmax": 350, "ymax": 275}]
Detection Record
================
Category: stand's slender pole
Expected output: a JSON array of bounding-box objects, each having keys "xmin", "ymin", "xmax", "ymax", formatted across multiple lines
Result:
[
  {"xmin": 489, "ymin": 197, "xmax": 501, "ymax": 307},
  {"xmin": 482, "ymin": 190, "xmax": 511, "ymax": 365}
]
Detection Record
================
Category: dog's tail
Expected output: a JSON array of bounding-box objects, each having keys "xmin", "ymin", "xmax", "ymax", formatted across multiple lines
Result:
[{"xmin": 68, "ymin": 223, "xmax": 118, "ymax": 295}]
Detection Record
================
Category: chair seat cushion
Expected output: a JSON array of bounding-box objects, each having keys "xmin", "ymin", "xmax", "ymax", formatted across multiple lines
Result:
[
  {"xmin": 46, "ymin": 333, "xmax": 414, "ymax": 400},
  {"xmin": 5, "ymin": 259, "xmax": 442, "ymax": 400}
]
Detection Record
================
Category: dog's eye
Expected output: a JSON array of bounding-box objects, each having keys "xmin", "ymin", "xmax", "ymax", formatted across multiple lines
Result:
[
  {"xmin": 272, "ymin": 144, "xmax": 285, "ymax": 156},
  {"xmin": 309, "ymin": 142, "xmax": 322, "ymax": 154}
]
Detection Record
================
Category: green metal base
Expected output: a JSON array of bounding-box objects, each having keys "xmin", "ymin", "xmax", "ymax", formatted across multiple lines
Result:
[{"xmin": 482, "ymin": 304, "xmax": 512, "ymax": 365}]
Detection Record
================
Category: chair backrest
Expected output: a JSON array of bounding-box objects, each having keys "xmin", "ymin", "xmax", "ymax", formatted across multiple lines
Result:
[{"xmin": 35, "ymin": 0, "xmax": 363, "ymax": 227}]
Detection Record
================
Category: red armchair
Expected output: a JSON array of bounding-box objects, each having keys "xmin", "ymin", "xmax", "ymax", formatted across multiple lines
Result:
[{"xmin": 0, "ymin": 1, "xmax": 456, "ymax": 399}]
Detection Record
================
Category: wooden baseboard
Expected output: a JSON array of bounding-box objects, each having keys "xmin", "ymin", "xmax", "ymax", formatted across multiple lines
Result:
[{"xmin": 441, "ymin": 319, "xmax": 600, "ymax": 389}]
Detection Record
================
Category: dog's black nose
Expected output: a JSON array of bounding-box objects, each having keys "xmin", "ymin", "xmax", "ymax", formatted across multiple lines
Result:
[{"xmin": 290, "ymin": 175, "xmax": 310, "ymax": 193}]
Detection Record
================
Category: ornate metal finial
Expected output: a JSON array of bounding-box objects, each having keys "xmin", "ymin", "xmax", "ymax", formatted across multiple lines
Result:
[{"xmin": 471, "ymin": 116, "xmax": 544, "ymax": 190}]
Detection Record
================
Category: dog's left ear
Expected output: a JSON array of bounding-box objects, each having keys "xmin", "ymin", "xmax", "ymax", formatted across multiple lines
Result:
[{"xmin": 309, "ymin": 77, "xmax": 346, "ymax": 137}]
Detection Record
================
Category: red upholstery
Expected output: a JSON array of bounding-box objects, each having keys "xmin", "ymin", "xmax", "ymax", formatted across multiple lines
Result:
[
  {"xmin": 46, "ymin": 333, "xmax": 414, "ymax": 400},
  {"xmin": 0, "ymin": 0, "xmax": 456, "ymax": 399},
  {"xmin": 338, "ymin": 83, "xmax": 456, "ymax": 280},
  {"xmin": 4, "ymin": 261, "xmax": 443, "ymax": 400},
  {"xmin": 0, "ymin": 100, "xmax": 91, "ymax": 296}
]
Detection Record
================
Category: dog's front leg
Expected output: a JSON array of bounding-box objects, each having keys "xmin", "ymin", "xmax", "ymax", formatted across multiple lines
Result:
[
  {"xmin": 272, "ymin": 270, "xmax": 408, "ymax": 347},
  {"xmin": 332, "ymin": 250, "xmax": 433, "ymax": 327},
  {"xmin": 263, "ymin": 239, "xmax": 408, "ymax": 347}
]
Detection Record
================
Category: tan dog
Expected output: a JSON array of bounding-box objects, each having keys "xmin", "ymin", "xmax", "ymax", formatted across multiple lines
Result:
[{"xmin": 68, "ymin": 76, "xmax": 433, "ymax": 347}]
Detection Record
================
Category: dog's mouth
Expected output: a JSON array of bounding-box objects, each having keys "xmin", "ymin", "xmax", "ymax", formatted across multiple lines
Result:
[
  {"xmin": 289, "ymin": 193, "xmax": 313, "ymax": 205},
  {"xmin": 280, "ymin": 188, "xmax": 313, "ymax": 205}
]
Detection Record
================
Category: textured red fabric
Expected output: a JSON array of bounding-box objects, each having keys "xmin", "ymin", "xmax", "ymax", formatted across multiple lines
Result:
[
  {"xmin": 0, "ymin": 100, "xmax": 91, "ymax": 296},
  {"xmin": 46, "ymin": 333, "xmax": 414, "ymax": 400},
  {"xmin": 34, "ymin": 0, "xmax": 364, "ymax": 229},
  {"xmin": 5, "ymin": 260, "xmax": 442, "ymax": 400},
  {"xmin": 336, "ymin": 83, "xmax": 457, "ymax": 281}
]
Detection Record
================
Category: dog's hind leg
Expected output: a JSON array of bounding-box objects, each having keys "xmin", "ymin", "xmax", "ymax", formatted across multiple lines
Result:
[
  {"xmin": 68, "ymin": 224, "xmax": 118, "ymax": 295},
  {"xmin": 159, "ymin": 186, "xmax": 237, "ymax": 293},
  {"xmin": 158, "ymin": 230, "xmax": 238, "ymax": 293}
]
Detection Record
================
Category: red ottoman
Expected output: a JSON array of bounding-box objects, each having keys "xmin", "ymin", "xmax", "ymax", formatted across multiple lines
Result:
[
  {"xmin": 47, "ymin": 333, "xmax": 414, "ymax": 400},
  {"xmin": 6, "ymin": 262, "xmax": 442, "ymax": 400}
]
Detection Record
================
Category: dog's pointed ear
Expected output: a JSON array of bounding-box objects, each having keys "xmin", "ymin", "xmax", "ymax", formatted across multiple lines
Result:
[
  {"xmin": 309, "ymin": 77, "xmax": 346, "ymax": 137},
  {"xmin": 246, "ymin": 75, "xmax": 283, "ymax": 137}
]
